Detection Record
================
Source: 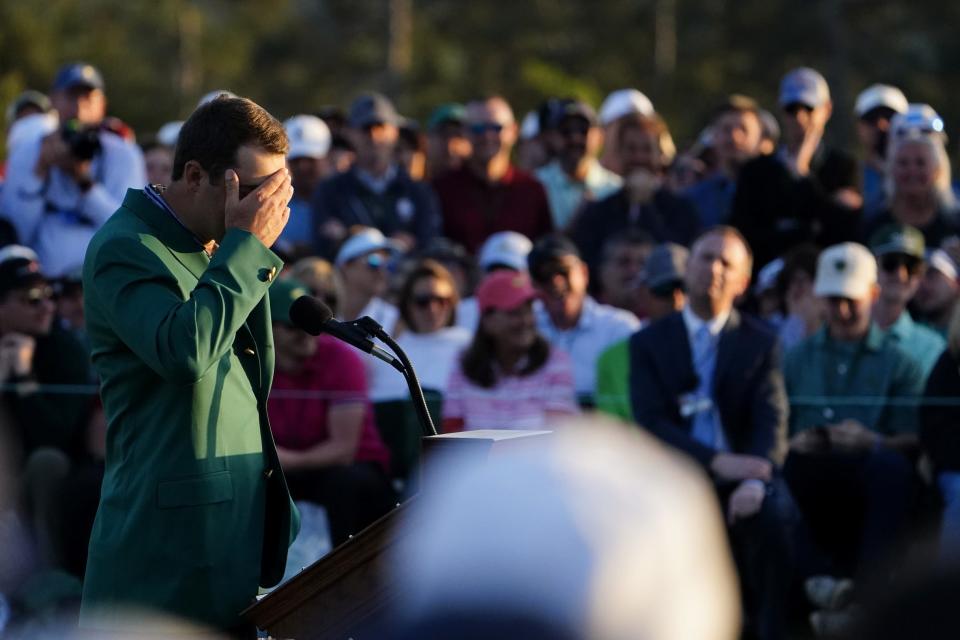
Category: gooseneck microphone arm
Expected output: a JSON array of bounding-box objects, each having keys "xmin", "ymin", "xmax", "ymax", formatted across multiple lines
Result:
[
  {"xmin": 355, "ymin": 317, "xmax": 438, "ymax": 437},
  {"xmin": 289, "ymin": 296, "xmax": 438, "ymax": 436}
]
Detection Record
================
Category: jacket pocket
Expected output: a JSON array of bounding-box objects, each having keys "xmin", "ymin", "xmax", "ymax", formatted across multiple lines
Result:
[{"xmin": 157, "ymin": 470, "xmax": 234, "ymax": 508}]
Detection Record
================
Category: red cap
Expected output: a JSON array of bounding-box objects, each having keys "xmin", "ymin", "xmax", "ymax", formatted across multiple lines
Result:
[{"xmin": 476, "ymin": 271, "xmax": 537, "ymax": 314}]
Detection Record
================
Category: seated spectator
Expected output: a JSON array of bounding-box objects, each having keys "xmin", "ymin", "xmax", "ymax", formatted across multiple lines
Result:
[
  {"xmin": 913, "ymin": 248, "xmax": 960, "ymax": 336},
  {"xmin": 684, "ymin": 94, "xmax": 765, "ymax": 228},
  {"xmin": 863, "ymin": 130, "xmax": 960, "ymax": 248},
  {"xmin": 628, "ymin": 226, "xmax": 797, "ymax": 640},
  {"xmin": 730, "ymin": 67, "xmax": 860, "ymax": 274},
  {"xmin": 920, "ymin": 305, "xmax": 960, "ymax": 562},
  {"xmin": 442, "ymin": 271, "xmax": 578, "ymax": 432},
  {"xmin": 853, "ymin": 84, "xmax": 909, "ymax": 217},
  {"xmin": 312, "ymin": 93, "xmax": 440, "ymax": 257},
  {"xmin": 568, "ymin": 112, "xmax": 700, "ymax": 277},
  {"xmin": 455, "ymin": 230, "xmax": 532, "ymax": 332},
  {"xmin": 1, "ymin": 62, "xmax": 146, "ymax": 276},
  {"xmin": 369, "ymin": 259, "xmax": 471, "ymax": 402},
  {"xmin": 335, "ymin": 227, "xmax": 401, "ymax": 333},
  {"xmin": 773, "ymin": 244, "xmax": 823, "ymax": 351},
  {"xmin": 424, "ymin": 103, "xmax": 471, "ymax": 180},
  {"xmin": 594, "ymin": 230, "xmax": 654, "ymax": 317},
  {"xmin": 418, "ymin": 237, "xmax": 476, "ymax": 301},
  {"xmin": 783, "ymin": 243, "xmax": 924, "ymax": 593},
  {"xmin": 535, "ymin": 99, "xmax": 621, "ymax": 229},
  {"xmin": 267, "ymin": 278, "xmax": 394, "ymax": 546},
  {"xmin": 529, "ymin": 235, "xmax": 640, "ymax": 406},
  {"xmin": 869, "ymin": 225, "xmax": 945, "ymax": 378},
  {"xmin": 595, "ymin": 242, "xmax": 686, "ymax": 422},
  {"xmin": 278, "ymin": 115, "xmax": 332, "ymax": 259},
  {"xmin": 596, "ymin": 87, "xmax": 655, "ymax": 175},
  {"xmin": 432, "ymin": 96, "xmax": 553, "ymax": 254}
]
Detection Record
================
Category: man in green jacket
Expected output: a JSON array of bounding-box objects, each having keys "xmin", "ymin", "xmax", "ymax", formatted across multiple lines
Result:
[{"xmin": 79, "ymin": 96, "xmax": 299, "ymax": 634}]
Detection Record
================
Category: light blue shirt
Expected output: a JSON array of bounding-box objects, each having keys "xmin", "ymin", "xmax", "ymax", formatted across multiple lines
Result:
[
  {"xmin": 681, "ymin": 305, "xmax": 731, "ymax": 451},
  {"xmin": 535, "ymin": 159, "xmax": 621, "ymax": 228},
  {"xmin": 683, "ymin": 173, "xmax": 735, "ymax": 228},
  {"xmin": 535, "ymin": 296, "xmax": 640, "ymax": 400},
  {"xmin": 1, "ymin": 130, "xmax": 145, "ymax": 276}
]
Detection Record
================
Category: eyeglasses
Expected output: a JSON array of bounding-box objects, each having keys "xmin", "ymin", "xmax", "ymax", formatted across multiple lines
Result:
[
  {"xmin": 411, "ymin": 293, "xmax": 452, "ymax": 308},
  {"xmin": 880, "ymin": 253, "xmax": 922, "ymax": 275},
  {"xmin": 468, "ymin": 122, "xmax": 504, "ymax": 136}
]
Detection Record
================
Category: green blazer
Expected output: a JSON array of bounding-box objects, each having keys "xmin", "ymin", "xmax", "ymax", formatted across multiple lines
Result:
[{"xmin": 79, "ymin": 189, "xmax": 299, "ymax": 631}]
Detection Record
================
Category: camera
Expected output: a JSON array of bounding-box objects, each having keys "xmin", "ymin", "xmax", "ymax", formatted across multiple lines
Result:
[{"xmin": 60, "ymin": 119, "xmax": 102, "ymax": 161}]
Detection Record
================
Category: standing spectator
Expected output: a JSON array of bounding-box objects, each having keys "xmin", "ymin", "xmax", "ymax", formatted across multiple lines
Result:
[
  {"xmin": 595, "ymin": 242, "xmax": 687, "ymax": 422},
  {"xmin": 432, "ymin": 96, "xmax": 553, "ymax": 254},
  {"xmin": 312, "ymin": 93, "xmax": 440, "ymax": 257},
  {"xmin": 853, "ymin": 84, "xmax": 909, "ymax": 216},
  {"xmin": 784, "ymin": 243, "xmax": 924, "ymax": 589},
  {"xmin": 529, "ymin": 235, "xmax": 640, "ymax": 405},
  {"xmin": 920, "ymin": 306, "xmax": 960, "ymax": 562},
  {"xmin": 869, "ymin": 224, "xmax": 945, "ymax": 378},
  {"xmin": 730, "ymin": 67, "xmax": 860, "ymax": 273},
  {"xmin": 568, "ymin": 112, "xmax": 700, "ymax": 276},
  {"xmin": 455, "ymin": 230, "xmax": 532, "ymax": 332},
  {"xmin": 369, "ymin": 259, "xmax": 471, "ymax": 401},
  {"xmin": 685, "ymin": 95, "xmax": 766, "ymax": 228},
  {"xmin": 595, "ymin": 230, "xmax": 654, "ymax": 317},
  {"xmin": 1, "ymin": 62, "xmax": 145, "ymax": 276},
  {"xmin": 913, "ymin": 248, "xmax": 960, "ymax": 336},
  {"xmin": 535, "ymin": 99, "xmax": 621, "ymax": 229},
  {"xmin": 596, "ymin": 88, "xmax": 655, "ymax": 175},
  {"xmin": 424, "ymin": 103, "xmax": 471, "ymax": 180},
  {"xmin": 442, "ymin": 271, "xmax": 578, "ymax": 432},
  {"xmin": 335, "ymin": 227, "xmax": 400, "ymax": 333},
  {"xmin": 863, "ymin": 131, "xmax": 960, "ymax": 248},
  {"xmin": 628, "ymin": 227, "xmax": 797, "ymax": 640},
  {"xmin": 278, "ymin": 115, "xmax": 332, "ymax": 259},
  {"xmin": 267, "ymin": 278, "xmax": 394, "ymax": 547}
]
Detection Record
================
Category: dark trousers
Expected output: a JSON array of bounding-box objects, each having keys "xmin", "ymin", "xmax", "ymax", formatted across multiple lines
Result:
[
  {"xmin": 718, "ymin": 475, "xmax": 800, "ymax": 640},
  {"xmin": 285, "ymin": 462, "xmax": 396, "ymax": 546},
  {"xmin": 784, "ymin": 448, "xmax": 917, "ymax": 580}
]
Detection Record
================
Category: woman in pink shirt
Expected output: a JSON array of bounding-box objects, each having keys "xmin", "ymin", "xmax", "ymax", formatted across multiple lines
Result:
[{"xmin": 443, "ymin": 271, "xmax": 578, "ymax": 432}]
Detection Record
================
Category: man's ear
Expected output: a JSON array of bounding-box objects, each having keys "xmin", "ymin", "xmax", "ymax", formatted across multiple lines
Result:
[{"xmin": 182, "ymin": 160, "xmax": 209, "ymax": 192}]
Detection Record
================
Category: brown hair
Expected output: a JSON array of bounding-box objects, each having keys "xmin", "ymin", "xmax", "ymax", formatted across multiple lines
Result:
[
  {"xmin": 398, "ymin": 259, "xmax": 459, "ymax": 332},
  {"xmin": 460, "ymin": 316, "xmax": 550, "ymax": 388},
  {"xmin": 616, "ymin": 112, "xmax": 676, "ymax": 166},
  {"xmin": 172, "ymin": 96, "xmax": 288, "ymax": 183}
]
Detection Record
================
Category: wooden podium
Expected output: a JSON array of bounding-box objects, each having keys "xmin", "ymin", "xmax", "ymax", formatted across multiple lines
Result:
[{"xmin": 243, "ymin": 429, "xmax": 552, "ymax": 639}]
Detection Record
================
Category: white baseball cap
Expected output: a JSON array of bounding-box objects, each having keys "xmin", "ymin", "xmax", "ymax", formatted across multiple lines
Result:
[
  {"xmin": 478, "ymin": 231, "xmax": 533, "ymax": 272},
  {"xmin": 890, "ymin": 103, "xmax": 946, "ymax": 139},
  {"xmin": 6, "ymin": 111, "xmax": 58, "ymax": 151},
  {"xmin": 854, "ymin": 84, "xmax": 908, "ymax": 118},
  {"xmin": 598, "ymin": 89, "xmax": 655, "ymax": 126},
  {"xmin": 814, "ymin": 242, "xmax": 877, "ymax": 300},
  {"xmin": 284, "ymin": 115, "xmax": 331, "ymax": 160},
  {"xmin": 335, "ymin": 227, "xmax": 399, "ymax": 266},
  {"xmin": 156, "ymin": 121, "xmax": 184, "ymax": 148},
  {"xmin": 926, "ymin": 249, "xmax": 959, "ymax": 281}
]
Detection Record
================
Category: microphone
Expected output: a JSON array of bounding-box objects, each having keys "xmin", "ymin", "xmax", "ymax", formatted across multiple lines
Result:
[{"xmin": 288, "ymin": 296, "xmax": 404, "ymax": 373}]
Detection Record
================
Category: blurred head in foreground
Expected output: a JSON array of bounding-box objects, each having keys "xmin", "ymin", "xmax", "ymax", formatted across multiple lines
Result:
[{"xmin": 386, "ymin": 416, "xmax": 739, "ymax": 640}]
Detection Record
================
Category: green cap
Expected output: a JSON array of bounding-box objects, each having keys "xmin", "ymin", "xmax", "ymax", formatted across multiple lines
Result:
[
  {"xmin": 868, "ymin": 224, "xmax": 925, "ymax": 259},
  {"xmin": 426, "ymin": 103, "xmax": 466, "ymax": 131},
  {"xmin": 269, "ymin": 277, "xmax": 309, "ymax": 325}
]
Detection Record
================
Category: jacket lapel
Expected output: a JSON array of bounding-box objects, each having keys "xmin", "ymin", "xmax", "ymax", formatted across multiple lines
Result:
[
  {"xmin": 714, "ymin": 309, "xmax": 741, "ymax": 394},
  {"xmin": 665, "ymin": 313, "xmax": 698, "ymax": 394},
  {"xmin": 124, "ymin": 189, "xmax": 211, "ymax": 280}
]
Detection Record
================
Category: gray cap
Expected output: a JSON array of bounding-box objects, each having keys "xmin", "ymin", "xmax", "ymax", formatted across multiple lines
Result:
[
  {"xmin": 779, "ymin": 67, "xmax": 830, "ymax": 109},
  {"xmin": 640, "ymin": 243, "xmax": 689, "ymax": 291},
  {"xmin": 348, "ymin": 92, "xmax": 400, "ymax": 128}
]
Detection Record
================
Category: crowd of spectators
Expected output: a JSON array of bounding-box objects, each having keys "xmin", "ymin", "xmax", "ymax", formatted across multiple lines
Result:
[{"xmin": 3, "ymin": 60, "xmax": 960, "ymax": 637}]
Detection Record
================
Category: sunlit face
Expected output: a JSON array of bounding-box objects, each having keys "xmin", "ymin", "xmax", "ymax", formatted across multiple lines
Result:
[
  {"xmin": 352, "ymin": 122, "xmax": 399, "ymax": 169},
  {"xmin": 51, "ymin": 86, "xmax": 106, "ymax": 124},
  {"xmin": 145, "ymin": 146, "xmax": 174, "ymax": 186},
  {"xmin": 532, "ymin": 255, "xmax": 589, "ymax": 324},
  {"xmin": 481, "ymin": 300, "xmax": 537, "ymax": 352},
  {"xmin": 287, "ymin": 155, "xmax": 329, "ymax": 196},
  {"xmin": 466, "ymin": 100, "xmax": 516, "ymax": 165},
  {"xmin": 0, "ymin": 283, "xmax": 56, "ymax": 336},
  {"xmin": 618, "ymin": 127, "xmax": 661, "ymax": 174},
  {"xmin": 824, "ymin": 292, "xmax": 875, "ymax": 342},
  {"xmin": 339, "ymin": 250, "xmax": 390, "ymax": 297},
  {"xmin": 685, "ymin": 232, "xmax": 750, "ymax": 313},
  {"xmin": 876, "ymin": 252, "xmax": 923, "ymax": 307},
  {"xmin": 781, "ymin": 102, "xmax": 831, "ymax": 149},
  {"xmin": 406, "ymin": 275, "xmax": 455, "ymax": 334},
  {"xmin": 891, "ymin": 140, "xmax": 939, "ymax": 198},
  {"xmin": 713, "ymin": 110, "xmax": 762, "ymax": 167}
]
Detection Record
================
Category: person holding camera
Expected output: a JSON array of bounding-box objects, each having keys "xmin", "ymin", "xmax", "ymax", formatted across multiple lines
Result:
[{"xmin": 0, "ymin": 62, "xmax": 145, "ymax": 277}]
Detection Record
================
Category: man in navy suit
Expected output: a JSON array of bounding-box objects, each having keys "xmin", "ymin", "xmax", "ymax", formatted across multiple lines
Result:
[{"xmin": 629, "ymin": 226, "xmax": 798, "ymax": 640}]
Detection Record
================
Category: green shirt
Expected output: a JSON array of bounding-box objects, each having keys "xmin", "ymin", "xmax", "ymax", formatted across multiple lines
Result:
[
  {"xmin": 595, "ymin": 338, "xmax": 632, "ymax": 422},
  {"xmin": 880, "ymin": 311, "xmax": 946, "ymax": 380},
  {"xmin": 784, "ymin": 325, "xmax": 926, "ymax": 436}
]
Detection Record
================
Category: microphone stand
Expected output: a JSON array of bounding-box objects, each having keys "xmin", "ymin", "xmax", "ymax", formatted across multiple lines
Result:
[{"xmin": 353, "ymin": 317, "xmax": 438, "ymax": 437}]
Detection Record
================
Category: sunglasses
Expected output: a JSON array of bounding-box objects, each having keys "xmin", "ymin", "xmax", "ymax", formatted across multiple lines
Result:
[
  {"xmin": 411, "ymin": 293, "xmax": 451, "ymax": 309},
  {"xmin": 364, "ymin": 253, "xmax": 388, "ymax": 270},
  {"xmin": 468, "ymin": 122, "xmax": 504, "ymax": 136},
  {"xmin": 17, "ymin": 286, "xmax": 55, "ymax": 306},
  {"xmin": 533, "ymin": 264, "xmax": 572, "ymax": 284},
  {"xmin": 783, "ymin": 103, "xmax": 814, "ymax": 115},
  {"xmin": 880, "ymin": 253, "xmax": 922, "ymax": 275}
]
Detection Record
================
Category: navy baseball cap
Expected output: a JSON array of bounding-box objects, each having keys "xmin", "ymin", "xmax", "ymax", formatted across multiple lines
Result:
[
  {"xmin": 52, "ymin": 63, "xmax": 104, "ymax": 92},
  {"xmin": 779, "ymin": 67, "xmax": 830, "ymax": 109}
]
